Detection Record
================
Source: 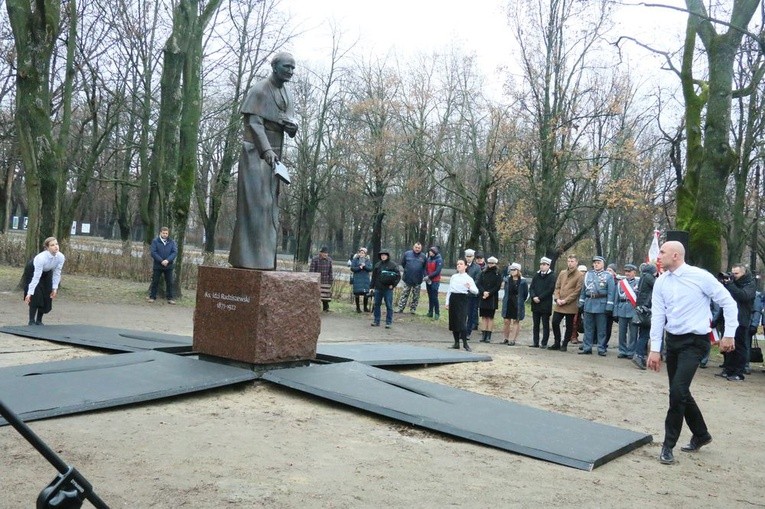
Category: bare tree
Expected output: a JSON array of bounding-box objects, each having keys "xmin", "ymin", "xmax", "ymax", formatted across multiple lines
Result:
[
  {"xmin": 509, "ymin": 0, "xmax": 621, "ymax": 267},
  {"xmin": 345, "ymin": 56, "xmax": 403, "ymax": 258},
  {"xmin": 288, "ymin": 30, "xmax": 351, "ymax": 265}
]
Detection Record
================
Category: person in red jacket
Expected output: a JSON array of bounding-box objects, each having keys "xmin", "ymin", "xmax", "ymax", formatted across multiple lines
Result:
[{"xmin": 423, "ymin": 246, "xmax": 443, "ymax": 320}]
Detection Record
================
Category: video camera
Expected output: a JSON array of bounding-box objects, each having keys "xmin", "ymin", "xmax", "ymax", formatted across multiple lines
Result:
[{"xmin": 718, "ymin": 271, "xmax": 733, "ymax": 283}]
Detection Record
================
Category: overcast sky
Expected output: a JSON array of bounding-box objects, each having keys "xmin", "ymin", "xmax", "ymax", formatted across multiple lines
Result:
[{"xmin": 281, "ymin": 0, "xmax": 688, "ymax": 99}]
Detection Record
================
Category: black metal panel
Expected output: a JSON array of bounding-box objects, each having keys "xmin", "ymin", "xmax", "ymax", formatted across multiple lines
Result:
[
  {"xmin": 263, "ymin": 362, "xmax": 652, "ymax": 470},
  {"xmin": 0, "ymin": 351, "xmax": 257, "ymax": 425},
  {"xmin": 0, "ymin": 325, "xmax": 193, "ymax": 353},
  {"xmin": 316, "ymin": 342, "xmax": 491, "ymax": 366}
]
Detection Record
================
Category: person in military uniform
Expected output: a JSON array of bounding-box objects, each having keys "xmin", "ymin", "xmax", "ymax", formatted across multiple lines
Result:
[
  {"xmin": 578, "ymin": 255, "xmax": 615, "ymax": 356},
  {"xmin": 614, "ymin": 263, "xmax": 640, "ymax": 359}
]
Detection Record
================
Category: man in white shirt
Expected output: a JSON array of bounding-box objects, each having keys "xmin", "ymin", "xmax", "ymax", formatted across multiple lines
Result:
[{"xmin": 648, "ymin": 241, "xmax": 737, "ymax": 465}]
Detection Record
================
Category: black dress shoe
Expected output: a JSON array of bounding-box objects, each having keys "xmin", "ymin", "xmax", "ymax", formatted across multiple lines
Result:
[
  {"xmin": 559, "ymin": 345, "xmax": 567, "ymax": 352},
  {"xmin": 578, "ymin": 350, "xmax": 592, "ymax": 355},
  {"xmin": 528, "ymin": 344, "xmax": 539, "ymax": 348},
  {"xmin": 547, "ymin": 344, "xmax": 560, "ymax": 350},
  {"xmin": 659, "ymin": 446, "xmax": 675, "ymax": 464},
  {"xmin": 681, "ymin": 434, "xmax": 712, "ymax": 452}
]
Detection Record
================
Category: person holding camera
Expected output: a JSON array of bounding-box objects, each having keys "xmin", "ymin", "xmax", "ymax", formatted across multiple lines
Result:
[
  {"xmin": 370, "ymin": 249, "xmax": 401, "ymax": 328},
  {"xmin": 717, "ymin": 264, "xmax": 756, "ymax": 381}
]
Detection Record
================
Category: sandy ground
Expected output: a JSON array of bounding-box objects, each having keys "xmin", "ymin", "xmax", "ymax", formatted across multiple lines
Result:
[{"xmin": 0, "ymin": 292, "xmax": 764, "ymax": 509}]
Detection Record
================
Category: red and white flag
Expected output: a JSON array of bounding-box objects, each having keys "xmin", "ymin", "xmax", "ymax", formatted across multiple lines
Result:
[
  {"xmin": 619, "ymin": 278, "xmax": 637, "ymax": 307},
  {"xmin": 647, "ymin": 230, "xmax": 660, "ymax": 262},
  {"xmin": 647, "ymin": 229, "xmax": 662, "ymax": 273}
]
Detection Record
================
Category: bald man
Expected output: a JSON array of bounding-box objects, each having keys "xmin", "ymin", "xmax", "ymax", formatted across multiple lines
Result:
[{"xmin": 648, "ymin": 241, "xmax": 738, "ymax": 465}]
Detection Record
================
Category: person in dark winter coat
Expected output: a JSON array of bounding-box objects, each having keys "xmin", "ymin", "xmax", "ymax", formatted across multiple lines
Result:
[
  {"xmin": 632, "ymin": 263, "xmax": 656, "ymax": 370},
  {"xmin": 476, "ymin": 256, "xmax": 502, "ymax": 343},
  {"xmin": 501, "ymin": 263, "xmax": 528, "ymax": 345},
  {"xmin": 350, "ymin": 247, "xmax": 372, "ymax": 313},
  {"xmin": 397, "ymin": 242, "xmax": 427, "ymax": 313},
  {"xmin": 148, "ymin": 226, "xmax": 178, "ymax": 304},
  {"xmin": 719, "ymin": 264, "xmax": 756, "ymax": 380},
  {"xmin": 528, "ymin": 256, "xmax": 556, "ymax": 347},
  {"xmin": 370, "ymin": 249, "xmax": 401, "ymax": 328},
  {"xmin": 424, "ymin": 246, "xmax": 443, "ymax": 320},
  {"xmin": 465, "ymin": 250, "xmax": 485, "ymax": 335},
  {"xmin": 23, "ymin": 237, "xmax": 65, "ymax": 326}
]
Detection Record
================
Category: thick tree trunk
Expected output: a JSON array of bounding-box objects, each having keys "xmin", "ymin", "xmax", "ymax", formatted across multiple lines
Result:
[
  {"xmin": 677, "ymin": 0, "xmax": 758, "ymax": 271},
  {"xmin": 6, "ymin": 0, "xmax": 63, "ymax": 258}
]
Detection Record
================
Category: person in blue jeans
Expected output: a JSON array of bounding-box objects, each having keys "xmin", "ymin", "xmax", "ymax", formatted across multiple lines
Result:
[
  {"xmin": 370, "ymin": 249, "xmax": 401, "ymax": 329},
  {"xmin": 148, "ymin": 226, "xmax": 178, "ymax": 304}
]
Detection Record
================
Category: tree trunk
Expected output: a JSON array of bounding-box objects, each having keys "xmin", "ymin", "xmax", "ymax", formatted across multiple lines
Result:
[
  {"xmin": 6, "ymin": 0, "xmax": 63, "ymax": 258},
  {"xmin": 677, "ymin": 0, "xmax": 759, "ymax": 271}
]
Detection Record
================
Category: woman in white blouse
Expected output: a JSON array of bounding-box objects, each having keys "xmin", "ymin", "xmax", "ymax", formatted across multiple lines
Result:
[
  {"xmin": 445, "ymin": 258, "xmax": 479, "ymax": 351},
  {"xmin": 23, "ymin": 237, "xmax": 66, "ymax": 326}
]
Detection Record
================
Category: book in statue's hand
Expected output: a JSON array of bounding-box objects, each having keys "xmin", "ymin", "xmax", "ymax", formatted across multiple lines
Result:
[{"xmin": 273, "ymin": 161, "xmax": 291, "ymax": 185}]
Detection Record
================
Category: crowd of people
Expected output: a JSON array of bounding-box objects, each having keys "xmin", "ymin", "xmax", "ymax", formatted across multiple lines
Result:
[{"xmin": 331, "ymin": 243, "xmax": 763, "ymax": 382}]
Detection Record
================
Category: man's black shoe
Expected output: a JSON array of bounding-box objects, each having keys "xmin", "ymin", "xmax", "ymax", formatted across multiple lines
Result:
[
  {"xmin": 528, "ymin": 344, "xmax": 539, "ymax": 348},
  {"xmin": 547, "ymin": 344, "xmax": 560, "ymax": 350},
  {"xmin": 28, "ymin": 320, "xmax": 35, "ymax": 326},
  {"xmin": 659, "ymin": 446, "xmax": 675, "ymax": 464},
  {"xmin": 680, "ymin": 434, "xmax": 712, "ymax": 452},
  {"xmin": 597, "ymin": 351, "xmax": 607, "ymax": 357},
  {"xmin": 578, "ymin": 350, "xmax": 592, "ymax": 355},
  {"xmin": 714, "ymin": 370, "xmax": 730, "ymax": 378},
  {"xmin": 559, "ymin": 345, "xmax": 567, "ymax": 352}
]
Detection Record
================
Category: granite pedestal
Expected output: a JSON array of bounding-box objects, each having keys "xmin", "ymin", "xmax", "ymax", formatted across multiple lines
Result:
[{"xmin": 193, "ymin": 266, "xmax": 321, "ymax": 364}]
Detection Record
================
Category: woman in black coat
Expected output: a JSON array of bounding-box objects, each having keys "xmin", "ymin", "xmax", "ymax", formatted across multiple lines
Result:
[{"xmin": 476, "ymin": 256, "xmax": 503, "ymax": 343}]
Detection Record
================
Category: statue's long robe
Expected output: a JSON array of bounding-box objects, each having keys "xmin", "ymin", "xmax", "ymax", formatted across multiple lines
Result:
[{"xmin": 229, "ymin": 76, "xmax": 296, "ymax": 269}]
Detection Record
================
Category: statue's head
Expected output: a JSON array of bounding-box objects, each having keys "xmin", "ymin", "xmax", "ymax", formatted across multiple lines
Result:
[{"xmin": 271, "ymin": 52, "xmax": 296, "ymax": 83}]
